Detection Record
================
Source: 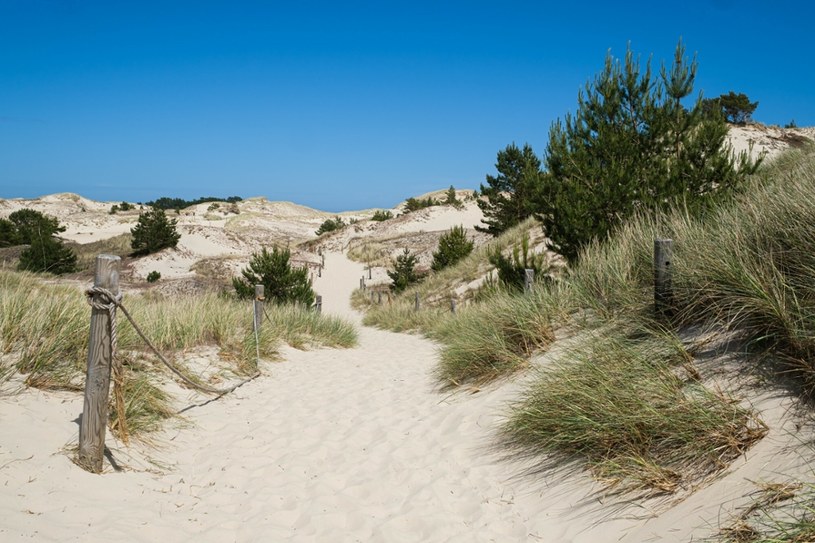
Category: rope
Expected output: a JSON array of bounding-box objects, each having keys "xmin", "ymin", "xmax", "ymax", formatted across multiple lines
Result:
[{"xmin": 86, "ymin": 287, "xmax": 260, "ymax": 403}]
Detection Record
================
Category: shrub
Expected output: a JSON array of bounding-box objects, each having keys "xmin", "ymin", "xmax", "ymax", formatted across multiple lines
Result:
[
  {"xmin": 403, "ymin": 197, "xmax": 436, "ymax": 213},
  {"xmin": 146, "ymin": 270, "xmax": 161, "ymax": 283},
  {"xmin": 488, "ymin": 232, "xmax": 550, "ymax": 290},
  {"xmin": 315, "ymin": 216, "xmax": 345, "ymax": 236},
  {"xmin": 119, "ymin": 201, "xmax": 134, "ymax": 211},
  {"xmin": 371, "ymin": 210, "xmax": 393, "ymax": 222},
  {"xmin": 232, "ymin": 246, "xmax": 315, "ymax": 306},
  {"xmin": 540, "ymin": 40, "xmax": 759, "ymax": 263},
  {"xmin": 109, "ymin": 205, "xmax": 119, "ymax": 214},
  {"xmin": 388, "ymin": 248, "xmax": 420, "ymax": 292},
  {"xmin": 476, "ymin": 144, "xmax": 541, "ymax": 235},
  {"xmin": 8, "ymin": 208, "xmax": 64, "ymax": 244},
  {"xmin": 0, "ymin": 218, "xmax": 19, "ymax": 247},
  {"xmin": 444, "ymin": 185, "xmax": 463, "ymax": 209},
  {"xmin": 130, "ymin": 208, "xmax": 181, "ymax": 256},
  {"xmin": 18, "ymin": 235, "xmax": 77, "ymax": 275},
  {"xmin": 431, "ymin": 225, "xmax": 474, "ymax": 272}
]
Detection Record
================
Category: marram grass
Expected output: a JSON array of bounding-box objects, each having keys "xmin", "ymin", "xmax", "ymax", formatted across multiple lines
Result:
[{"xmin": 0, "ymin": 269, "xmax": 357, "ymax": 437}]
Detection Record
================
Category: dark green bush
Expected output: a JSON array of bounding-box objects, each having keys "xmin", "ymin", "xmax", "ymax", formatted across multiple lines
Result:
[
  {"xmin": 315, "ymin": 216, "xmax": 346, "ymax": 236},
  {"xmin": 371, "ymin": 210, "xmax": 393, "ymax": 222},
  {"xmin": 18, "ymin": 234, "xmax": 77, "ymax": 275},
  {"xmin": 431, "ymin": 225, "xmax": 474, "ymax": 272},
  {"xmin": 131, "ymin": 208, "xmax": 181, "ymax": 256},
  {"xmin": 233, "ymin": 246, "xmax": 315, "ymax": 306},
  {"xmin": 403, "ymin": 197, "xmax": 437, "ymax": 213},
  {"xmin": 388, "ymin": 248, "xmax": 420, "ymax": 292},
  {"xmin": 146, "ymin": 270, "xmax": 161, "ymax": 283}
]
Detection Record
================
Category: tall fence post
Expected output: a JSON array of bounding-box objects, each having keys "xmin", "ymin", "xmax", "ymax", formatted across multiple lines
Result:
[
  {"xmin": 254, "ymin": 285, "xmax": 264, "ymax": 333},
  {"xmin": 524, "ymin": 268, "xmax": 534, "ymax": 293},
  {"xmin": 654, "ymin": 238, "xmax": 673, "ymax": 317},
  {"xmin": 315, "ymin": 295, "xmax": 322, "ymax": 313},
  {"xmin": 78, "ymin": 254, "xmax": 120, "ymax": 473},
  {"xmin": 414, "ymin": 292, "xmax": 420, "ymax": 311}
]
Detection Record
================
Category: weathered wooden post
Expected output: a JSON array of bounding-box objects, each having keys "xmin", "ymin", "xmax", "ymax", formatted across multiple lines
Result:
[
  {"xmin": 377, "ymin": 291, "xmax": 382, "ymax": 305},
  {"xmin": 450, "ymin": 297, "xmax": 457, "ymax": 314},
  {"xmin": 318, "ymin": 264, "xmax": 322, "ymax": 278},
  {"xmin": 654, "ymin": 238, "xmax": 673, "ymax": 316},
  {"xmin": 414, "ymin": 292, "xmax": 420, "ymax": 311},
  {"xmin": 315, "ymin": 295, "xmax": 322, "ymax": 313},
  {"xmin": 78, "ymin": 254, "xmax": 120, "ymax": 473},
  {"xmin": 368, "ymin": 266, "xmax": 372, "ymax": 280},
  {"xmin": 370, "ymin": 291, "xmax": 375, "ymax": 303},
  {"xmin": 253, "ymin": 285, "xmax": 264, "ymax": 332},
  {"xmin": 360, "ymin": 277, "xmax": 365, "ymax": 290},
  {"xmin": 321, "ymin": 253, "xmax": 325, "ymax": 267},
  {"xmin": 524, "ymin": 268, "xmax": 535, "ymax": 293}
]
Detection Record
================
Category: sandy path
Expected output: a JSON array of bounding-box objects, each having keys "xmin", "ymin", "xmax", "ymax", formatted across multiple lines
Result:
[{"xmin": 8, "ymin": 252, "xmax": 804, "ymax": 542}]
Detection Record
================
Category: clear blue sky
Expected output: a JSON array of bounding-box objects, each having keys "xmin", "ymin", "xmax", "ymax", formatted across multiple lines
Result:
[{"xmin": 1, "ymin": 0, "xmax": 813, "ymax": 211}]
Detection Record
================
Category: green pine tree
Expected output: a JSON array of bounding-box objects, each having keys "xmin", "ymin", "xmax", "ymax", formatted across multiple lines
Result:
[
  {"xmin": 431, "ymin": 225, "xmax": 474, "ymax": 272},
  {"xmin": 233, "ymin": 246, "xmax": 315, "ymax": 306},
  {"xmin": 476, "ymin": 143, "xmax": 542, "ymax": 236},
  {"xmin": 18, "ymin": 233, "xmax": 77, "ymax": 274},
  {"xmin": 131, "ymin": 208, "xmax": 181, "ymax": 256},
  {"xmin": 539, "ymin": 40, "xmax": 759, "ymax": 263},
  {"xmin": 388, "ymin": 248, "xmax": 420, "ymax": 292}
]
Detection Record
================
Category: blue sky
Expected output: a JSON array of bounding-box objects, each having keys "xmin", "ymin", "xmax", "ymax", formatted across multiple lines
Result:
[{"xmin": 1, "ymin": 1, "xmax": 813, "ymax": 211}]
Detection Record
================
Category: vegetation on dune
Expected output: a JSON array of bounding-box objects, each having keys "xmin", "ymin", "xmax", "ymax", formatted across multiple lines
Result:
[
  {"xmin": 370, "ymin": 210, "xmax": 393, "ymax": 222},
  {"xmin": 431, "ymin": 225, "xmax": 474, "ymax": 272},
  {"xmin": 0, "ymin": 267, "xmax": 356, "ymax": 438},
  {"xmin": 131, "ymin": 207, "xmax": 181, "ymax": 256},
  {"xmin": 144, "ymin": 195, "xmax": 242, "ymax": 210},
  {"xmin": 388, "ymin": 248, "xmax": 421, "ymax": 293},
  {"xmin": 315, "ymin": 216, "xmax": 346, "ymax": 236},
  {"xmin": 233, "ymin": 246, "xmax": 315, "ymax": 307},
  {"xmin": 0, "ymin": 209, "xmax": 78, "ymax": 274}
]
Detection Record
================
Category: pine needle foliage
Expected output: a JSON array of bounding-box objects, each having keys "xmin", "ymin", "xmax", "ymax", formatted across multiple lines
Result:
[
  {"xmin": 540, "ymin": 40, "xmax": 759, "ymax": 263},
  {"xmin": 476, "ymin": 143, "xmax": 542, "ymax": 236},
  {"xmin": 130, "ymin": 208, "xmax": 181, "ymax": 256},
  {"xmin": 233, "ymin": 246, "xmax": 315, "ymax": 306},
  {"xmin": 388, "ymin": 248, "xmax": 420, "ymax": 293},
  {"xmin": 431, "ymin": 225, "xmax": 474, "ymax": 272}
]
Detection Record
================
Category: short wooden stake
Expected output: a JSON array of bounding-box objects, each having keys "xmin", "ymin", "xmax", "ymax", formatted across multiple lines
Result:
[
  {"xmin": 450, "ymin": 298, "xmax": 457, "ymax": 314},
  {"xmin": 414, "ymin": 292, "xmax": 420, "ymax": 311},
  {"xmin": 368, "ymin": 266, "xmax": 372, "ymax": 280},
  {"xmin": 377, "ymin": 291, "xmax": 382, "ymax": 305},
  {"xmin": 360, "ymin": 277, "xmax": 365, "ymax": 290},
  {"xmin": 370, "ymin": 291, "xmax": 375, "ymax": 302},
  {"xmin": 315, "ymin": 295, "xmax": 322, "ymax": 313},
  {"xmin": 654, "ymin": 238, "xmax": 674, "ymax": 316},
  {"xmin": 78, "ymin": 254, "xmax": 120, "ymax": 473},
  {"xmin": 524, "ymin": 268, "xmax": 534, "ymax": 293},
  {"xmin": 318, "ymin": 264, "xmax": 322, "ymax": 278},
  {"xmin": 253, "ymin": 285, "xmax": 264, "ymax": 333}
]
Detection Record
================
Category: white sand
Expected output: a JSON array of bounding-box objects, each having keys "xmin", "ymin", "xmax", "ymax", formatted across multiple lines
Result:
[{"xmin": 3, "ymin": 250, "xmax": 813, "ymax": 542}]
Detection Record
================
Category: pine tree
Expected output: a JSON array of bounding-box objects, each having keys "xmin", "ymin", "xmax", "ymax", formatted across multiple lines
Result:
[
  {"xmin": 388, "ymin": 248, "xmax": 420, "ymax": 292},
  {"xmin": 131, "ymin": 208, "xmax": 181, "ymax": 255},
  {"xmin": 18, "ymin": 235, "xmax": 77, "ymax": 274},
  {"xmin": 8, "ymin": 208, "xmax": 64, "ymax": 244},
  {"xmin": 431, "ymin": 225, "xmax": 474, "ymax": 272},
  {"xmin": 232, "ymin": 246, "xmax": 315, "ymax": 306},
  {"xmin": 539, "ymin": 40, "xmax": 759, "ymax": 263},
  {"xmin": 476, "ymin": 143, "xmax": 542, "ymax": 236}
]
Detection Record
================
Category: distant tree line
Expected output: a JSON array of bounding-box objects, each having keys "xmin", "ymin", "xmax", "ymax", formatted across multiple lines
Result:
[{"xmin": 144, "ymin": 195, "xmax": 242, "ymax": 210}]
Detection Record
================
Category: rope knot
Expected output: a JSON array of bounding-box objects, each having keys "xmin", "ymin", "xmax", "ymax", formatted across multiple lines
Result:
[{"xmin": 85, "ymin": 286, "xmax": 122, "ymax": 311}]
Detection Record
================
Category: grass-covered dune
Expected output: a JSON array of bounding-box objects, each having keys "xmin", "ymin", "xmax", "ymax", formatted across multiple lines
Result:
[
  {"xmin": 0, "ymin": 271, "xmax": 357, "ymax": 438},
  {"xmin": 363, "ymin": 146, "xmax": 815, "ymax": 508}
]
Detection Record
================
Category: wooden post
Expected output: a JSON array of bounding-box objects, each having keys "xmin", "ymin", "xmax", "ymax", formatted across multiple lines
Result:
[
  {"xmin": 414, "ymin": 292, "xmax": 420, "ymax": 311},
  {"xmin": 321, "ymin": 254, "xmax": 325, "ymax": 267},
  {"xmin": 377, "ymin": 291, "xmax": 382, "ymax": 305},
  {"xmin": 450, "ymin": 297, "xmax": 457, "ymax": 314},
  {"xmin": 524, "ymin": 268, "xmax": 534, "ymax": 293},
  {"xmin": 78, "ymin": 254, "xmax": 120, "ymax": 473},
  {"xmin": 253, "ymin": 285, "xmax": 264, "ymax": 333},
  {"xmin": 370, "ymin": 291, "xmax": 375, "ymax": 303},
  {"xmin": 318, "ymin": 264, "xmax": 322, "ymax": 277},
  {"xmin": 368, "ymin": 266, "xmax": 372, "ymax": 280},
  {"xmin": 360, "ymin": 277, "xmax": 364, "ymax": 290},
  {"xmin": 315, "ymin": 295, "xmax": 322, "ymax": 313},
  {"xmin": 654, "ymin": 238, "xmax": 673, "ymax": 316}
]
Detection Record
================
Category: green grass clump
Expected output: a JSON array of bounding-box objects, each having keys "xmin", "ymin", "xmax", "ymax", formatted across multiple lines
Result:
[
  {"xmin": 504, "ymin": 331, "xmax": 767, "ymax": 495},
  {"xmin": 434, "ymin": 289, "xmax": 555, "ymax": 386},
  {"xmin": 0, "ymin": 269, "xmax": 357, "ymax": 438}
]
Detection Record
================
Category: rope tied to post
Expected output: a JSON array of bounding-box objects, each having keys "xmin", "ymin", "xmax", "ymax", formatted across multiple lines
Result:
[{"xmin": 85, "ymin": 286, "xmax": 260, "ymax": 442}]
